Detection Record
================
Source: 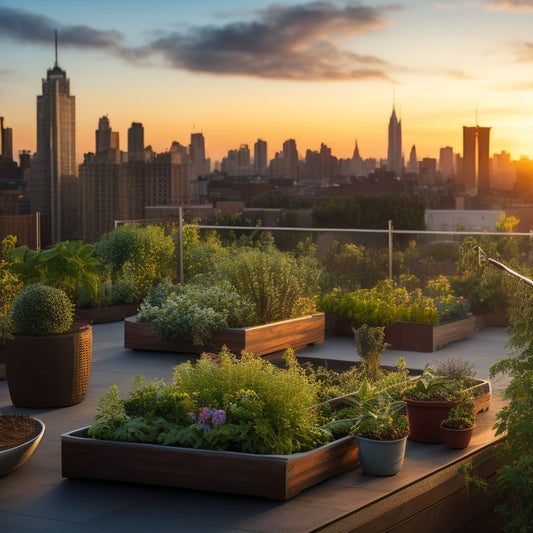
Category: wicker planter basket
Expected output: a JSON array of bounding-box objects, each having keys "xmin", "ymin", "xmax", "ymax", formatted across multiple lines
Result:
[{"xmin": 4, "ymin": 323, "xmax": 93, "ymax": 408}]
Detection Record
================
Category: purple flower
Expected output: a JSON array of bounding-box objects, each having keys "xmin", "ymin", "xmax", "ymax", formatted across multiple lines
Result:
[{"xmin": 212, "ymin": 410, "xmax": 226, "ymax": 425}]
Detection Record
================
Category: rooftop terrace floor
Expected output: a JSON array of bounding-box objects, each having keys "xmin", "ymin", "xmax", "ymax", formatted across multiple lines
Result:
[{"xmin": 0, "ymin": 322, "xmax": 511, "ymax": 532}]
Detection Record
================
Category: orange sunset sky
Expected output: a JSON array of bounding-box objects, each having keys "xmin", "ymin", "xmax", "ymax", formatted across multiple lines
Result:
[{"xmin": 2, "ymin": 0, "xmax": 533, "ymax": 165}]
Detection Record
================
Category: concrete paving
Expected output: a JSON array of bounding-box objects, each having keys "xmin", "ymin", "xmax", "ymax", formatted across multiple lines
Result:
[{"xmin": 0, "ymin": 322, "xmax": 512, "ymax": 532}]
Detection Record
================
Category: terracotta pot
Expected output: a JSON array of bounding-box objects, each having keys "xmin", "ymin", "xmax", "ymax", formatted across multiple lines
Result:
[
  {"xmin": 4, "ymin": 323, "xmax": 92, "ymax": 408},
  {"xmin": 440, "ymin": 423, "xmax": 475, "ymax": 450},
  {"xmin": 403, "ymin": 397, "xmax": 457, "ymax": 443}
]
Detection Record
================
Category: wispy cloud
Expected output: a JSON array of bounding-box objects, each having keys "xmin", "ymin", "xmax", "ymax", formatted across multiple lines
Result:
[
  {"xmin": 475, "ymin": 0, "xmax": 533, "ymax": 12},
  {"xmin": 0, "ymin": 2, "xmax": 399, "ymax": 82}
]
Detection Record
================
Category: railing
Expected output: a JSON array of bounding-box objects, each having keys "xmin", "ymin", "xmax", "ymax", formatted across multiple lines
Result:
[{"xmin": 115, "ymin": 214, "xmax": 532, "ymax": 284}]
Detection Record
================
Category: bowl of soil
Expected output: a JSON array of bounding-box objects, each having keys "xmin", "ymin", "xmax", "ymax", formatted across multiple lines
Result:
[{"xmin": 0, "ymin": 414, "xmax": 45, "ymax": 476}]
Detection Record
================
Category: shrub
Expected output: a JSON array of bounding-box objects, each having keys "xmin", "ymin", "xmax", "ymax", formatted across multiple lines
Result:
[
  {"xmin": 95, "ymin": 225, "xmax": 176, "ymax": 300},
  {"xmin": 319, "ymin": 282, "xmax": 439, "ymax": 328},
  {"xmin": 217, "ymin": 247, "xmax": 321, "ymax": 325},
  {"xmin": 137, "ymin": 281, "xmax": 254, "ymax": 345},
  {"xmin": 10, "ymin": 283, "xmax": 74, "ymax": 335}
]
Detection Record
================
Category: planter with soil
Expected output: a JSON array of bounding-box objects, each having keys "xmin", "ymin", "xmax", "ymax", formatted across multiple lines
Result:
[{"xmin": 0, "ymin": 415, "xmax": 45, "ymax": 476}]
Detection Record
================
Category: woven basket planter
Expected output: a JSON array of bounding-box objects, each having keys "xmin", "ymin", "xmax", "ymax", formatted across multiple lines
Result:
[{"xmin": 4, "ymin": 323, "xmax": 93, "ymax": 408}]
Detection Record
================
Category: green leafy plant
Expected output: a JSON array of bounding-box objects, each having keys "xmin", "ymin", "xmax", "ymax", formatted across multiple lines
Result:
[
  {"xmin": 441, "ymin": 398, "xmax": 475, "ymax": 430},
  {"xmin": 10, "ymin": 283, "xmax": 74, "ymax": 336},
  {"xmin": 349, "ymin": 402, "xmax": 409, "ymax": 441},
  {"xmin": 402, "ymin": 373, "xmax": 465, "ymax": 403},
  {"xmin": 319, "ymin": 282, "xmax": 439, "ymax": 328},
  {"xmin": 136, "ymin": 281, "xmax": 254, "ymax": 346},
  {"xmin": 222, "ymin": 247, "xmax": 321, "ymax": 325},
  {"xmin": 88, "ymin": 348, "xmax": 331, "ymax": 455},
  {"xmin": 8, "ymin": 240, "xmax": 101, "ymax": 306},
  {"xmin": 95, "ymin": 224, "xmax": 176, "ymax": 301}
]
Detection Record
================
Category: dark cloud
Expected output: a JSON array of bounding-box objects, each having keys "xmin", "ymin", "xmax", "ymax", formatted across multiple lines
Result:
[
  {"xmin": 146, "ymin": 2, "xmax": 396, "ymax": 80},
  {"xmin": 0, "ymin": 2, "xmax": 398, "ymax": 81},
  {"xmin": 0, "ymin": 6, "xmax": 123, "ymax": 50}
]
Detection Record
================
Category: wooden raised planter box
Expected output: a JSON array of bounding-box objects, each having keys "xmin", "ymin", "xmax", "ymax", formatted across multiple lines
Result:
[
  {"xmin": 124, "ymin": 313, "xmax": 325, "ymax": 356},
  {"xmin": 61, "ymin": 427, "xmax": 358, "ymax": 500},
  {"xmin": 77, "ymin": 304, "xmax": 138, "ymax": 324},
  {"xmin": 385, "ymin": 315, "xmax": 477, "ymax": 352},
  {"xmin": 332, "ymin": 315, "xmax": 477, "ymax": 353}
]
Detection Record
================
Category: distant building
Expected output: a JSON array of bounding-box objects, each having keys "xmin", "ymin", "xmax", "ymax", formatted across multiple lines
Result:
[
  {"xmin": 462, "ymin": 125, "xmax": 490, "ymax": 195},
  {"xmin": 491, "ymin": 151, "xmax": 515, "ymax": 192},
  {"xmin": 406, "ymin": 145, "xmax": 418, "ymax": 174},
  {"xmin": 439, "ymin": 146, "xmax": 454, "ymax": 180},
  {"xmin": 128, "ymin": 122, "xmax": 145, "ymax": 162},
  {"xmin": 30, "ymin": 33, "xmax": 78, "ymax": 243},
  {"xmin": 190, "ymin": 132, "xmax": 210, "ymax": 179},
  {"xmin": 387, "ymin": 105, "xmax": 402, "ymax": 176},
  {"xmin": 351, "ymin": 140, "xmax": 365, "ymax": 176},
  {"xmin": 95, "ymin": 116, "xmax": 120, "ymax": 163},
  {"xmin": 419, "ymin": 158, "xmax": 437, "ymax": 186},
  {"xmin": 283, "ymin": 139, "xmax": 299, "ymax": 181},
  {"xmin": 1, "ymin": 116, "xmax": 13, "ymax": 160},
  {"xmin": 254, "ymin": 139, "xmax": 267, "ymax": 176}
]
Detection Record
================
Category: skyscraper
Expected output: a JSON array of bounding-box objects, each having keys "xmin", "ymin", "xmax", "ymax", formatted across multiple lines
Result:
[
  {"xmin": 387, "ymin": 105, "xmax": 402, "ymax": 175},
  {"xmin": 462, "ymin": 125, "xmax": 490, "ymax": 194},
  {"xmin": 0, "ymin": 116, "xmax": 13, "ymax": 160},
  {"xmin": 128, "ymin": 122, "xmax": 144, "ymax": 162},
  {"xmin": 95, "ymin": 115, "xmax": 120, "ymax": 163},
  {"xmin": 189, "ymin": 132, "xmax": 209, "ymax": 180},
  {"xmin": 254, "ymin": 139, "xmax": 267, "ymax": 176},
  {"xmin": 283, "ymin": 139, "xmax": 298, "ymax": 180},
  {"xmin": 33, "ymin": 32, "xmax": 76, "ymax": 243}
]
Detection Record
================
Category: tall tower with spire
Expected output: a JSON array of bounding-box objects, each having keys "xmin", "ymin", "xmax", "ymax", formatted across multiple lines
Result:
[
  {"xmin": 387, "ymin": 103, "xmax": 402, "ymax": 176},
  {"xmin": 33, "ymin": 30, "xmax": 77, "ymax": 243}
]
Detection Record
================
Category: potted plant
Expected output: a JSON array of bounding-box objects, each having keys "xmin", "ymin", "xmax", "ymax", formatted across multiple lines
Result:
[
  {"xmin": 349, "ymin": 402, "xmax": 409, "ymax": 476},
  {"xmin": 440, "ymin": 398, "xmax": 476, "ymax": 449},
  {"xmin": 4, "ymin": 283, "xmax": 92, "ymax": 408},
  {"xmin": 402, "ymin": 375, "xmax": 464, "ymax": 443},
  {"xmin": 0, "ymin": 412, "xmax": 45, "ymax": 477}
]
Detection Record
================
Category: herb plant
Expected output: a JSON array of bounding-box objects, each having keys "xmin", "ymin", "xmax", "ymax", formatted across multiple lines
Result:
[
  {"xmin": 136, "ymin": 281, "xmax": 253, "ymax": 346},
  {"xmin": 88, "ymin": 348, "xmax": 331, "ymax": 455}
]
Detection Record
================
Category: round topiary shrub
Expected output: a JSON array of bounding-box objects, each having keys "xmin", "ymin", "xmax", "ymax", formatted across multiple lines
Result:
[{"xmin": 11, "ymin": 283, "xmax": 74, "ymax": 336}]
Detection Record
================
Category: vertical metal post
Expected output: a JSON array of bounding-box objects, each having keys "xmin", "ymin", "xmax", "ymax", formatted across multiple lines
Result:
[
  {"xmin": 178, "ymin": 206, "xmax": 184, "ymax": 285},
  {"xmin": 36, "ymin": 211, "xmax": 41, "ymax": 252},
  {"xmin": 388, "ymin": 220, "xmax": 393, "ymax": 282}
]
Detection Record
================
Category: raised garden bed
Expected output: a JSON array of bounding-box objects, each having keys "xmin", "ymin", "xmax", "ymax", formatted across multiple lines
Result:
[
  {"xmin": 61, "ymin": 428, "xmax": 358, "ymax": 500},
  {"xmin": 77, "ymin": 304, "xmax": 138, "ymax": 324},
  {"xmin": 124, "ymin": 313, "xmax": 325, "ymax": 356},
  {"xmin": 331, "ymin": 315, "xmax": 477, "ymax": 353},
  {"xmin": 386, "ymin": 315, "xmax": 477, "ymax": 352}
]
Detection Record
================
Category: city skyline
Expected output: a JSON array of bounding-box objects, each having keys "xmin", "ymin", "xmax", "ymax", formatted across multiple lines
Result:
[{"xmin": 2, "ymin": 1, "xmax": 533, "ymax": 164}]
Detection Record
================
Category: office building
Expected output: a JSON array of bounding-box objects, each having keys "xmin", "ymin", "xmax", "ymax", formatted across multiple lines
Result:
[
  {"xmin": 189, "ymin": 132, "xmax": 210, "ymax": 179},
  {"xmin": 1, "ymin": 117, "xmax": 13, "ymax": 160},
  {"xmin": 254, "ymin": 139, "xmax": 267, "ymax": 176},
  {"xmin": 387, "ymin": 105, "xmax": 402, "ymax": 175},
  {"xmin": 128, "ymin": 122, "xmax": 145, "ymax": 162},
  {"xmin": 462, "ymin": 125, "xmax": 491, "ymax": 195},
  {"xmin": 32, "ymin": 33, "xmax": 77, "ymax": 243},
  {"xmin": 439, "ymin": 146, "xmax": 454, "ymax": 180}
]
